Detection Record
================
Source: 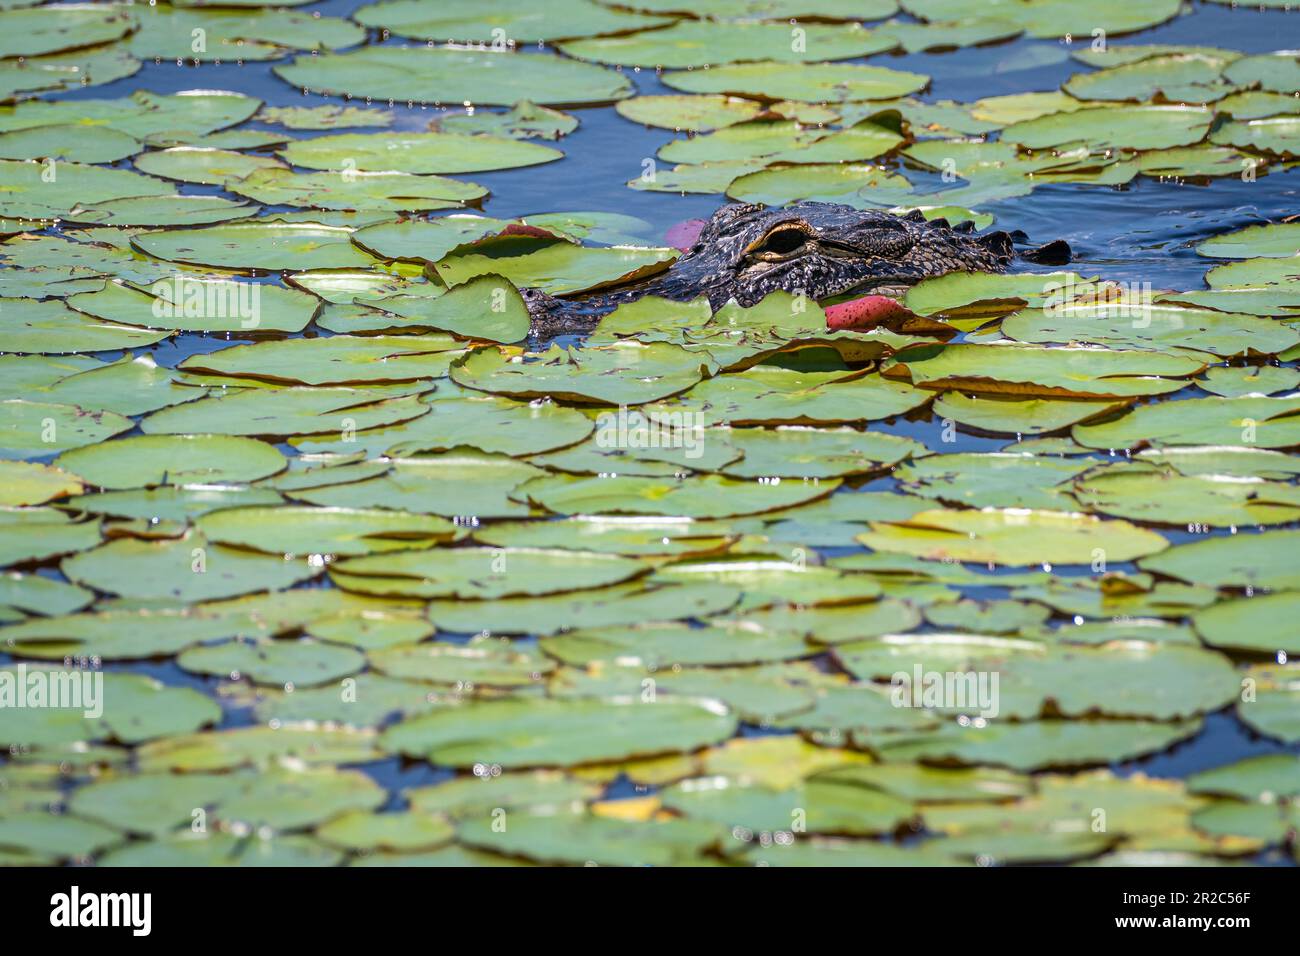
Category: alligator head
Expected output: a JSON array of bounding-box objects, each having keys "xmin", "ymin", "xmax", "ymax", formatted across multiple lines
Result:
[{"xmin": 525, "ymin": 201, "xmax": 1069, "ymax": 341}]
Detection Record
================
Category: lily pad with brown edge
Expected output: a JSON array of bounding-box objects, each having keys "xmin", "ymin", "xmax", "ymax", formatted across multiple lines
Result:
[
  {"xmin": 1197, "ymin": 222, "xmax": 1300, "ymax": 259},
  {"xmin": 666, "ymin": 365, "xmax": 932, "ymax": 426},
  {"xmin": 931, "ymin": 391, "xmax": 1129, "ymax": 436},
  {"xmin": 1069, "ymin": 464, "xmax": 1300, "ymax": 528},
  {"xmin": 513, "ymin": 471, "xmax": 839, "ymax": 519},
  {"xmin": 1072, "ymin": 394, "xmax": 1300, "ymax": 449},
  {"xmin": 883, "ymin": 342, "xmax": 1204, "ymax": 399},
  {"xmin": 863, "ymin": 718, "xmax": 1203, "ymax": 772}
]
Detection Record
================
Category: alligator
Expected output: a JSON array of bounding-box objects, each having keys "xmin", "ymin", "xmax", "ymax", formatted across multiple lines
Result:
[{"xmin": 524, "ymin": 201, "xmax": 1070, "ymax": 342}]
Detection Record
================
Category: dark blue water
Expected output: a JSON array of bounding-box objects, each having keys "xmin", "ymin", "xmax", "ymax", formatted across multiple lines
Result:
[{"xmin": 15, "ymin": 0, "xmax": 1300, "ymax": 838}]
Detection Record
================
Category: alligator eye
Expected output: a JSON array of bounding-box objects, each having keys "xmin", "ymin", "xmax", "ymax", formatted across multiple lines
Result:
[{"xmin": 751, "ymin": 225, "xmax": 809, "ymax": 257}]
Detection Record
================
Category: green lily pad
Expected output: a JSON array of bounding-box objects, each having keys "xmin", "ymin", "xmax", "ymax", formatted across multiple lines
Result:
[
  {"xmin": 425, "ymin": 581, "xmax": 740, "ymax": 635},
  {"xmin": 353, "ymin": 0, "xmax": 670, "ymax": 43},
  {"xmin": 383, "ymin": 696, "xmax": 737, "ymax": 768},
  {"xmin": 129, "ymin": 5, "xmax": 365, "ymax": 61},
  {"xmin": 515, "ymin": 472, "xmax": 838, "ymax": 519},
  {"xmin": 0, "ymin": 399, "xmax": 132, "ymax": 459},
  {"xmin": 142, "ymin": 384, "xmax": 432, "ymax": 438},
  {"xmin": 670, "ymin": 366, "xmax": 932, "ymax": 425},
  {"xmin": 885, "ymin": 342, "xmax": 1204, "ymax": 398},
  {"xmin": 858, "ymin": 507, "xmax": 1168, "ymax": 566},
  {"xmin": 472, "ymin": 515, "xmax": 739, "ymax": 557},
  {"xmin": 291, "ymin": 452, "xmax": 542, "ymax": 519},
  {"xmin": 275, "ymin": 46, "xmax": 633, "ymax": 108},
  {"xmin": 0, "ymin": 460, "xmax": 82, "ymax": 506},
  {"xmin": 1197, "ymin": 222, "xmax": 1299, "ymax": 259},
  {"xmin": 333, "ymin": 545, "xmax": 647, "ymax": 599},
  {"xmin": 1071, "ymin": 464, "xmax": 1300, "ymax": 528},
  {"xmin": 133, "ymin": 146, "xmax": 284, "ymax": 187},
  {"xmin": 277, "ymin": 130, "xmax": 560, "ymax": 175},
  {"xmin": 662, "ymin": 61, "xmax": 930, "ymax": 104},
  {"xmin": 931, "ymin": 392, "xmax": 1127, "ymax": 435},
  {"xmin": 559, "ymin": 20, "xmax": 896, "ymax": 69},
  {"xmin": 178, "ymin": 335, "xmax": 463, "ymax": 386},
  {"xmin": 868, "ymin": 718, "xmax": 1201, "ymax": 771},
  {"xmin": 1211, "ymin": 116, "xmax": 1300, "ymax": 157},
  {"xmin": 1140, "ymin": 529, "xmax": 1300, "ymax": 590},
  {"xmin": 1237, "ymin": 664, "xmax": 1300, "ymax": 744},
  {"xmin": 1073, "ymin": 395, "xmax": 1300, "ymax": 449},
  {"xmin": 133, "ymin": 220, "xmax": 377, "ymax": 272},
  {"xmin": 0, "ymin": 508, "xmax": 101, "ymax": 566},
  {"xmin": 196, "ymin": 505, "xmax": 456, "ymax": 557},
  {"xmin": 616, "ymin": 94, "xmax": 765, "ymax": 131},
  {"xmin": 56, "ymin": 434, "xmax": 285, "ymax": 490},
  {"xmin": 179, "ymin": 638, "xmax": 364, "ymax": 688},
  {"xmin": 62, "ymin": 534, "xmax": 320, "ymax": 602},
  {"xmin": 458, "ymin": 807, "xmax": 722, "ymax": 866},
  {"xmin": 0, "ymin": 4, "xmax": 135, "ymax": 59},
  {"xmin": 98, "ymin": 832, "xmax": 341, "ymax": 868},
  {"xmin": 228, "ymin": 167, "xmax": 486, "ymax": 214},
  {"xmin": 0, "ymin": 297, "xmax": 173, "ymax": 354},
  {"xmin": 452, "ymin": 341, "xmax": 713, "ymax": 406},
  {"xmin": 69, "ymin": 276, "xmax": 318, "ymax": 335},
  {"xmin": 437, "ymin": 101, "xmax": 579, "ymax": 141},
  {"xmin": 1002, "ymin": 301, "xmax": 1298, "ymax": 358},
  {"xmin": 368, "ymin": 636, "xmax": 552, "ymax": 688},
  {"xmin": 1194, "ymin": 592, "xmax": 1300, "ymax": 655},
  {"xmin": 1001, "ymin": 104, "xmax": 1213, "ymax": 151},
  {"xmin": 431, "ymin": 240, "xmax": 676, "ymax": 297},
  {"xmin": 1187, "ymin": 754, "xmax": 1300, "ymax": 801}
]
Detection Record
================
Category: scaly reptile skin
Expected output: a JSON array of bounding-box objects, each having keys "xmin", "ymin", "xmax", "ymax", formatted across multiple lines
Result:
[{"xmin": 524, "ymin": 201, "xmax": 1069, "ymax": 342}]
